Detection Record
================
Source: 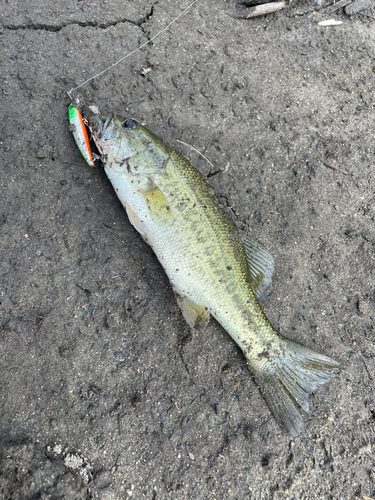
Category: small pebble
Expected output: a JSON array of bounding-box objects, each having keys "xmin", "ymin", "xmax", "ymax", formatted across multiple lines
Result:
[{"xmin": 358, "ymin": 301, "xmax": 370, "ymax": 316}]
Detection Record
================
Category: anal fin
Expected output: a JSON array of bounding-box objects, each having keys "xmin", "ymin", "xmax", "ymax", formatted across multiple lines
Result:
[{"xmin": 174, "ymin": 293, "xmax": 210, "ymax": 331}]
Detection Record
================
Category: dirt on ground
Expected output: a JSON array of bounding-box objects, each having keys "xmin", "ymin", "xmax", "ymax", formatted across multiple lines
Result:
[{"xmin": 1, "ymin": 0, "xmax": 375, "ymax": 498}]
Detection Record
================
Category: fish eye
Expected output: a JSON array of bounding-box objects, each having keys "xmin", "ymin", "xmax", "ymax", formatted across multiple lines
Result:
[{"xmin": 123, "ymin": 120, "xmax": 136, "ymax": 129}]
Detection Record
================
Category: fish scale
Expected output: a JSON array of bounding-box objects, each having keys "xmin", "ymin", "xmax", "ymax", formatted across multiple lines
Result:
[
  {"xmin": 142, "ymin": 149, "xmax": 266, "ymax": 346},
  {"xmin": 72, "ymin": 110, "xmax": 340, "ymax": 437}
]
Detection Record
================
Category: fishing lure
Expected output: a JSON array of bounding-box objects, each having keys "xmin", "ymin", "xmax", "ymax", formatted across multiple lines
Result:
[{"xmin": 68, "ymin": 105, "xmax": 95, "ymax": 167}]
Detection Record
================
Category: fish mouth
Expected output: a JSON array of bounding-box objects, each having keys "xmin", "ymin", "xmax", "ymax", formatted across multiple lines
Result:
[
  {"xmin": 85, "ymin": 114, "xmax": 112, "ymax": 158},
  {"xmin": 88, "ymin": 114, "xmax": 112, "ymax": 138}
]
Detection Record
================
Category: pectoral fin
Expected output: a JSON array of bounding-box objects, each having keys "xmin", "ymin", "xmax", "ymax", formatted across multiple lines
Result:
[
  {"xmin": 174, "ymin": 293, "xmax": 210, "ymax": 331},
  {"xmin": 139, "ymin": 179, "xmax": 172, "ymax": 218},
  {"xmin": 243, "ymin": 234, "xmax": 274, "ymax": 298}
]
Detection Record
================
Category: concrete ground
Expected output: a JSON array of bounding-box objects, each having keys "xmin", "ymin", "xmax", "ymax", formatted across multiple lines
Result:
[{"xmin": 1, "ymin": 0, "xmax": 374, "ymax": 498}]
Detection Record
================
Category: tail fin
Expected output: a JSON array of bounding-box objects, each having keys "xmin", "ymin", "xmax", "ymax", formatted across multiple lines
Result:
[{"xmin": 252, "ymin": 339, "xmax": 340, "ymax": 437}]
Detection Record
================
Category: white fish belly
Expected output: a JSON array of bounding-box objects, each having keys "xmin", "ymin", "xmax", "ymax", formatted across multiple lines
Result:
[{"xmin": 104, "ymin": 167, "xmax": 210, "ymax": 304}]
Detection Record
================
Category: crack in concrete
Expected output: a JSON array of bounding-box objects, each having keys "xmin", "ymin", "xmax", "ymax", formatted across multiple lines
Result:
[
  {"xmin": 1, "ymin": 3, "xmax": 155, "ymax": 33},
  {"xmin": 1, "ymin": 18, "xmax": 140, "ymax": 32},
  {"xmin": 219, "ymin": 193, "xmax": 247, "ymax": 227},
  {"xmin": 1, "ymin": 19, "xmax": 137, "ymax": 33}
]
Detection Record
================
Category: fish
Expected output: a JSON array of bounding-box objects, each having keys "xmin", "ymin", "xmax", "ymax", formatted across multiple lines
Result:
[{"xmin": 75, "ymin": 110, "xmax": 340, "ymax": 437}]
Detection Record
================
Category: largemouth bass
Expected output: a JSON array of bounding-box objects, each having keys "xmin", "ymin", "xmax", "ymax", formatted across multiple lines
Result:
[{"xmin": 80, "ymin": 111, "xmax": 339, "ymax": 437}]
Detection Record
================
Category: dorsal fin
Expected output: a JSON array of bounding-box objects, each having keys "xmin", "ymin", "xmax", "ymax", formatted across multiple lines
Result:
[{"xmin": 243, "ymin": 233, "xmax": 274, "ymax": 298}]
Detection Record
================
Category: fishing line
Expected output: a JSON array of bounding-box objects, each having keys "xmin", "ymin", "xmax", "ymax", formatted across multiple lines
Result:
[
  {"xmin": 67, "ymin": 0, "xmax": 199, "ymax": 100},
  {"xmin": 177, "ymin": 140, "xmax": 214, "ymax": 168}
]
